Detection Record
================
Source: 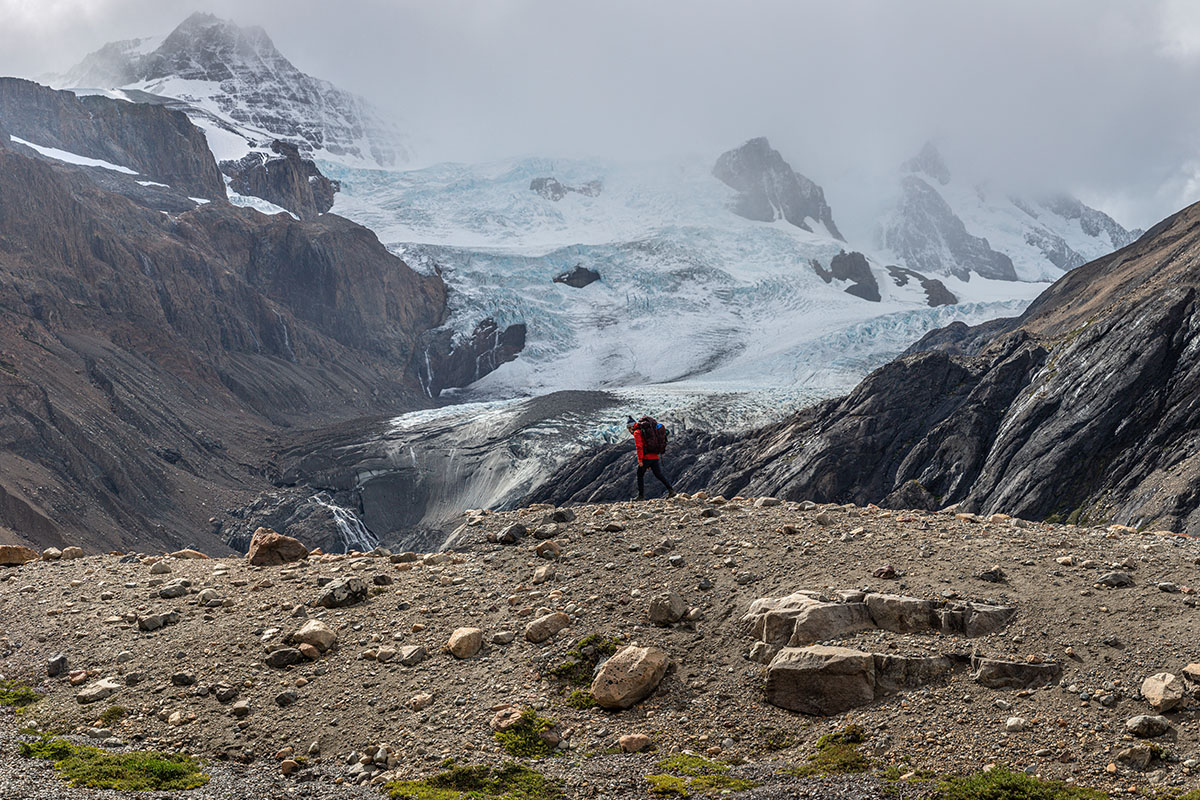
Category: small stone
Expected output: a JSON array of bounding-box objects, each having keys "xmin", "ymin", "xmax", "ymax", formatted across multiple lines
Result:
[
  {"xmin": 535, "ymin": 541, "xmax": 561, "ymax": 560},
  {"xmin": 231, "ymin": 700, "xmax": 251, "ymax": 718},
  {"xmin": 1117, "ymin": 745, "xmax": 1154, "ymax": 770},
  {"xmin": 619, "ymin": 733, "xmax": 653, "ymax": 753},
  {"xmin": 76, "ymin": 678, "xmax": 120, "ymax": 704},
  {"xmin": 591, "ymin": 645, "xmax": 669, "ymax": 710},
  {"xmin": 498, "ymin": 523, "xmax": 526, "ymax": 544},
  {"xmin": 149, "ymin": 561, "xmax": 172, "ymax": 575},
  {"xmin": 42, "ymin": 547, "xmax": 62, "ymax": 561},
  {"xmin": 648, "ymin": 593, "xmax": 686, "ymax": 626},
  {"xmin": 291, "ymin": 619, "xmax": 338, "ymax": 652},
  {"xmin": 492, "ymin": 631, "xmax": 516, "ymax": 645},
  {"xmin": 1006, "ymin": 717, "xmax": 1030, "ymax": 732},
  {"xmin": 407, "ymin": 693, "xmax": 434, "ymax": 710},
  {"xmin": 448, "ymin": 627, "xmax": 484, "ymax": 658},
  {"xmin": 47, "ymin": 653, "xmax": 68, "ymax": 677},
  {"xmin": 265, "ymin": 648, "xmax": 304, "ymax": 669},
  {"xmin": 525, "ymin": 612, "xmax": 570, "ymax": 644},
  {"xmin": 275, "ymin": 690, "xmax": 299, "ymax": 707},
  {"xmin": 61, "ymin": 546, "xmax": 83, "ymax": 560},
  {"xmin": 280, "ymin": 759, "xmax": 301, "ymax": 776},
  {"xmin": 170, "ymin": 671, "xmax": 196, "ymax": 686},
  {"xmin": 398, "ymin": 646, "xmax": 426, "ymax": 666},
  {"xmin": 1098, "ymin": 571, "xmax": 1133, "ymax": 588},
  {"xmin": 315, "ymin": 577, "xmax": 368, "ymax": 609}
]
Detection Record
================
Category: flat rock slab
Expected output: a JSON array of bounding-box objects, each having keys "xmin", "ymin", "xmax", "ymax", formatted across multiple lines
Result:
[
  {"xmin": 766, "ymin": 645, "xmax": 876, "ymax": 716},
  {"xmin": 971, "ymin": 657, "xmax": 1062, "ymax": 689}
]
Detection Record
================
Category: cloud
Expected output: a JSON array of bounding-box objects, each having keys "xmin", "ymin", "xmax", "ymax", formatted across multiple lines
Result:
[{"xmin": 3, "ymin": 0, "xmax": 1200, "ymax": 228}]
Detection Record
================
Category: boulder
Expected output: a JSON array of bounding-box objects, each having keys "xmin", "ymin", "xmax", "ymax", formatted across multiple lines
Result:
[
  {"xmin": 448, "ymin": 627, "xmax": 484, "ymax": 659},
  {"xmin": 765, "ymin": 645, "xmax": 876, "ymax": 715},
  {"xmin": 553, "ymin": 266, "xmax": 601, "ymax": 288},
  {"xmin": 291, "ymin": 619, "xmax": 337, "ymax": 653},
  {"xmin": 524, "ymin": 612, "xmax": 570, "ymax": 644},
  {"xmin": 76, "ymin": 678, "xmax": 120, "ymax": 704},
  {"xmin": 787, "ymin": 602, "xmax": 873, "ymax": 646},
  {"xmin": 590, "ymin": 645, "xmax": 670, "ymax": 710},
  {"xmin": 315, "ymin": 577, "xmax": 367, "ymax": 609},
  {"xmin": 971, "ymin": 657, "xmax": 1062, "ymax": 690},
  {"xmin": 0, "ymin": 545, "xmax": 38, "ymax": 566},
  {"xmin": 743, "ymin": 592, "xmax": 827, "ymax": 645},
  {"xmin": 497, "ymin": 523, "xmax": 526, "ymax": 544},
  {"xmin": 149, "ymin": 561, "xmax": 172, "ymax": 575},
  {"xmin": 935, "ymin": 601, "xmax": 1016, "ymax": 637},
  {"xmin": 61, "ymin": 546, "xmax": 83, "ymax": 560},
  {"xmin": 873, "ymin": 654, "xmax": 954, "ymax": 693},
  {"xmin": 865, "ymin": 594, "xmax": 934, "ymax": 633},
  {"xmin": 1142, "ymin": 673, "xmax": 1184, "ymax": 712},
  {"xmin": 648, "ymin": 593, "xmax": 687, "ymax": 626},
  {"xmin": 137, "ymin": 610, "xmax": 180, "ymax": 631},
  {"xmin": 1117, "ymin": 744, "xmax": 1154, "ymax": 770},
  {"xmin": 1126, "ymin": 715, "xmax": 1173, "ymax": 738},
  {"xmin": 246, "ymin": 527, "xmax": 309, "ymax": 566},
  {"xmin": 41, "ymin": 547, "xmax": 62, "ymax": 561},
  {"xmin": 265, "ymin": 648, "xmax": 304, "ymax": 669}
]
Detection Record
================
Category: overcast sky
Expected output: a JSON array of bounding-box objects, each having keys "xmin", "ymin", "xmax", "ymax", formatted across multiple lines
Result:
[{"xmin": 5, "ymin": 0, "xmax": 1200, "ymax": 229}]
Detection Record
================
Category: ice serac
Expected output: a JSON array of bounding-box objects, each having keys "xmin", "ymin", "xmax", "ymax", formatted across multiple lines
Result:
[
  {"xmin": 713, "ymin": 137, "xmax": 844, "ymax": 240},
  {"xmin": 55, "ymin": 12, "xmax": 408, "ymax": 167},
  {"xmin": 880, "ymin": 142, "xmax": 1139, "ymax": 281},
  {"xmin": 0, "ymin": 77, "xmax": 224, "ymax": 200},
  {"xmin": 533, "ymin": 203, "xmax": 1200, "ymax": 534},
  {"xmin": 221, "ymin": 140, "xmax": 339, "ymax": 220}
]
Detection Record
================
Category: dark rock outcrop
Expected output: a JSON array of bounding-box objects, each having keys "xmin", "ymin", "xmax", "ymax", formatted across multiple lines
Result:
[
  {"xmin": 0, "ymin": 77, "xmax": 225, "ymax": 200},
  {"xmin": 531, "ymin": 205, "xmax": 1200, "ymax": 534},
  {"xmin": 220, "ymin": 140, "xmax": 339, "ymax": 219},
  {"xmin": 416, "ymin": 319, "xmax": 527, "ymax": 398},
  {"xmin": 885, "ymin": 265, "xmax": 957, "ymax": 307},
  {"xmin": 553, "ymin": 265, "xmax": 600, "ymax": 288},
  {"xmin": 812, "ymin": 251, "xmax": 880, "ymax": 302},
  {"xmin": 530, "ymin": 177, "xmax": 602, "ymax": 201},
  {"xmin": 713, "ymin": 137, "xmax": 843, "ymax": 240},
  {"xmin": 0, "ymin": 86, "xmax": 454, "ymax": 554}
]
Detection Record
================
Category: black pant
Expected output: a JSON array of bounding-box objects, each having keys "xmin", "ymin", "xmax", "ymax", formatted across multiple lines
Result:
[{"xmin": 637, "ymin": 460, "xmax": 673, "ymax": 497}]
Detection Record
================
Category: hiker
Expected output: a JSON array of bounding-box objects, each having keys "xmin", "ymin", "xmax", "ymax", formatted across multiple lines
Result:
[{"xmin": 626, "ymin": 415, "xmax": 676, "ymax": 500}]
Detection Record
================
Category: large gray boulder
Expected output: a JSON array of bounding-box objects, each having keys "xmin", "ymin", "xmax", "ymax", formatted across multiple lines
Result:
[{"xmin": 765, "ymin": 645, "xmax": 876, "ymax": 716}]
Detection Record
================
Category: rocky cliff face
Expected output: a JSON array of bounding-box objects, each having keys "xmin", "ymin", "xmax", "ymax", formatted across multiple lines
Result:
[
  {"xmin": 54, "ymin": 12, "xmax": 408, "ymax": 167},
  {"xmin": 416, "ymin": 319, "xmax": 527, "ymax": 399},
  {"xmin": 713, "ymin": 137, "xmax": 844, "ymax": 240},
  {"xmin": 220, "ymin": 140, "xmax": 339, "ymax": 219},
  {"xmin": 880, "ymin": 143, "xmax": 1140, "ymax": 281},
  {"xmin": 532, "ymin": 208, "xmax": 1200, "ymax": 534},
  {"xmin": 0, "ymin": 87, "xmax": 453, "ymax": 554},
  {"xmin": 0, "ymin": 77, "xmax": 224, "ymax": 200}
]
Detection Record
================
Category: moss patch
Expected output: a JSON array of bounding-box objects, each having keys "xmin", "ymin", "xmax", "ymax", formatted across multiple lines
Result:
[
  {"xmin": 0, "ymin": 680, "xmax": 40, "ymax": 708},
  {"xmin": 565, "ymin": 690, "xmax": 597, "ymax": 710},
  {"xmin": 787, "ymin": 724, "xmax": 870, "ymax": 777},
  {"xmin": 549, "ymin": 635, "xmax": 622, "ymax": 686},
  {"xmin": 19, "ymin": 736, "xmax": 208, "ymax": 791},
  {"xmin": 934, "ymin": 767, "xmax": 1109, "ymax": 800},
  {"xmin": 493, "ymin": 710, "xmax": 559, "ymax": 758},
  {"xmin": 646, "ymin": 752, "xmax": 757, "ymax": 797},
  {"xmin": 386, "ymin": 762, "xmax": 565, "ymax": 800},
  {"xmin": 97, "ymin": 705, "xmax": 127, "ymax": 726}
]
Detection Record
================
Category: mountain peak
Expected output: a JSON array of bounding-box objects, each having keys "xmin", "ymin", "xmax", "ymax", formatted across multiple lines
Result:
[
  {"xmin": 713, "ymin": 137, "xmax": 844, "ymax": 240},
  {"xmin": 53, "ymin": 13, "xmax": 409, "ymax": 168},
  {"xmin": 904, "ymin": 141, "xmax": 951, "ymax": 185}
]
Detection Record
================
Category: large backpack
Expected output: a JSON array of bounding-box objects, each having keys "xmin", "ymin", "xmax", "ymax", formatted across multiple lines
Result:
[{"xmin": 637, "ymin": 416, "xmax": 669, "ymax": 455}]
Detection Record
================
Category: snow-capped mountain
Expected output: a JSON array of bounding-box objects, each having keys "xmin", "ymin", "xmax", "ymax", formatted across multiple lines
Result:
[
  {"xmin": 322, "ymin": 140, "xmax": 1043, "ymax": 414},
  {"xmin": 879, "ymin": 143, "xmax": 1141, "ymax": 282},
  {"xmin": 51, "ymin": 12, "xmax": 408, "ymax": 168}
]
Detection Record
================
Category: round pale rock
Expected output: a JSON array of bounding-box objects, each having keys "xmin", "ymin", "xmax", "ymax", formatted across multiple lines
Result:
[
  {"xmin": 76, "ymin": 678, "xmax": 120, "ymax": 704},
  {"xmin": 246, "ymin": 527, "xmax": 309, "ymax": 566},
  {"xmin": 149, "ymin": 561, "xmax": 172, "ymax": 575},
  {"xmin": 1142, "ymin": 673, "xmax": 1184, "ymax": 712},
  {"xmin": 524, "ymin": 612, "xmax": 570, "ymax": 644},
  {"xmin": 0, "ymin": 545, "xmax": 39, "ymax": 566},
  {"xmin": 291, "ymin": 619, "xmax": 337, "ymax": 652},
  {"xmin": 590, "ymin": 645, "xmax": 669, "ymax": 710},
  {"xmin": 407, "ymin": 693, "xmax": 434, "ymax": 710},
  {"xmin": 42, "ymin": 547, "xmax": 62, "ymax": 561},
  {"xmin": 61, "ymin": 546, "xmax": 83, "ymax": 560},
  {"xmin": 619, "ymin": 733, "xmax": 653, "ymax": 753},
  {"xmin": 448, "ymin": 627, "xmax": 484, "ymax": 658}
]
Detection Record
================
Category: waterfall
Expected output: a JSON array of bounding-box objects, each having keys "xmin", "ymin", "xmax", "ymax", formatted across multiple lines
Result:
[{"xmin": 309, "ymin": 493, "xmax": 379, "ymax": 554}]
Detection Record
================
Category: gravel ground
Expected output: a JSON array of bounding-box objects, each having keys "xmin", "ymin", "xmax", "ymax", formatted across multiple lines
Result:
[{"xmin": 2, "ymin": 496, "xmax": 1200, "ymax": 797}]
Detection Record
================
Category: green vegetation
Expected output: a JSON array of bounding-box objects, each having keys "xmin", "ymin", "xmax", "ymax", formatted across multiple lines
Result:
[
  {"xmin": 19, "ymin": 735, "xmax": 208, "ymax": 791},
  {"xmin": 646, "ymin": 753, "xmax": 757, "ymax": 797},
  {"xmin": 786, "ymin": 724, "xmax": 870, "ymax": 777},
  {"xmin": 565, "ymin": 690, "xmax": 597, "ymax": 710},
  {"xmin": 549, "ymin": 635, "xmax": 622, "ymax": 686},
  {"xmin": 934, "ymin": 766, "xmax": 1108, "ymax": 800},
  {"xmin": 97, "ymin": 705, "xmax": 127, "ymax": 726},
  {"xmin": 756, "ymin": 724, "xmax": 794, "ymax": 751},
  {"xmin": 0, "ymin": 680, "xmax": 40, "ymax": 708},
  {"xmin": 493, "ymin": 710, "xmax": 560, "ymax": 758},
  {"xmin": 385, "ymin": 762, "xmax": 565, "ymax": 800}
]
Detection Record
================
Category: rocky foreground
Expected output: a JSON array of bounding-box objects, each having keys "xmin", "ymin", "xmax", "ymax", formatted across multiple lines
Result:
[{"xmin": 2, "ymin": 496, "xmax": 1200, "ymax": 798}]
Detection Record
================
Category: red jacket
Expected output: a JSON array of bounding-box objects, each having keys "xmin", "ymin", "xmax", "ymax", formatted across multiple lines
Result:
[{"xmin": 632, "ymin": 426, "xmax": 659, "ymax": 463}]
